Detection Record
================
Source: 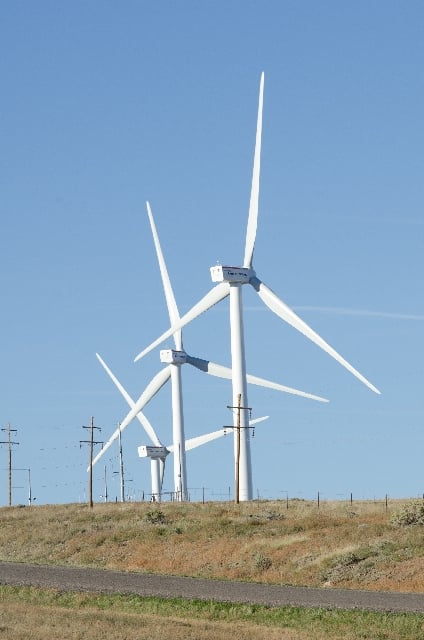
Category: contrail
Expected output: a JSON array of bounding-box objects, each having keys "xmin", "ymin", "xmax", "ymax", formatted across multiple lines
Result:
[
  {"xmin": 244, "ymin": 305, "xmax": 424, "ymax": 320},
  {"xmin": 293, "ymin": 306, "xmax": 424, "ymax": 321}
]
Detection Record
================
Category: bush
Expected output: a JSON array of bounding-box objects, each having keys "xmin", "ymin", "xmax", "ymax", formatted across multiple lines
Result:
[
  {"xmin": 145, "ymin": 509, "xmax": 167, "ymax": 525},
  {"xmin": 253, "ymin": 553, "xmax": 272, "ymax": 571},
  {"xmin": 391, "ymin": 501, "xmax": 424, "ymax": 526}
]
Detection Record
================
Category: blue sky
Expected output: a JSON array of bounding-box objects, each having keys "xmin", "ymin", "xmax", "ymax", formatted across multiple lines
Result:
[{"xmin": 1, "ymin": 1, "xmax": 423, "ymax": 505}]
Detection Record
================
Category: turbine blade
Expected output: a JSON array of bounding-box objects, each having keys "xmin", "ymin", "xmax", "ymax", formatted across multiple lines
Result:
[
  {"xmin": 186, "ymin": 355, "xmax": 234, "ymax": 377},
  {"xmin": 171, "ymin": 416, "xmax": 269, "ymax": 452},
  {"xmin": 182, "ymin": 429, "xmax": 232, "ymax": 451},
  {"xmin": 166, "ymin": 416, "xmax": 269, "ymax": 453},
  {"xmin": 245, "ymin": 372, "xmax": 329, "ymax": 403},
  {"xmin": 146, "ymin": 202, "xmax": 182, "ymax": 350},
  {"xmin": 96, "ymin": 353, "xmax": 162, "ymax": 445},
  {"xmin": 251, "ymin": 276, "xmax": 381, "ymax": 395},
  {"xmin": 186, "ymin": 354, "xmax": 328, "ymax": 402},
  {"xmin": 136, "ymin": 412, "xmax": 162, "ymax": 448},
  {"xmin": 117, "ymin": 365, "xmax": 172, "ymax": 435},
  {"xmin": 89, "ymin": 366, "xmax": 171, "ymax": 469},
  {"xmin": 243, "ymin": 71, "xmax": 264, "ymax": 269},
  {"xmin": 96, "ymin": 352, "xmax": 134, "ymax": 406},
  {"xmin": 249, "ymin": 416, "xmax": 269, "ymax": 426},
  {"xmin": 134, "ymin": 282, "xmax": 230, "ymax": 362},
  {"xmin": 167, "ymin": 428, "xmax": 233, "ymax": 452}
]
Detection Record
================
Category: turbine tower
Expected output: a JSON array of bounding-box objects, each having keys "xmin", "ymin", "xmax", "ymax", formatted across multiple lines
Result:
[{"xmin": 133, "ymin": 72, "xmax": 380, "ymax": 501}]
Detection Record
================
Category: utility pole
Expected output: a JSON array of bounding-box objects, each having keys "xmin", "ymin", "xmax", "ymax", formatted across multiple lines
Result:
[
  {"xmin": 118, "ymin": 423, "xmax": 125, "ymax": 502},
  {"xmin": 1, "ymin": 423, "xmax": 19, "ymax": 506},
  {"xmin": 27, "ymin": 468, "xmax": 32, "ymax": 507},
  {"xmin": 80, "ymin": 417, "xmax": 102, "ymax": 508},
  {"xmin": 15, "ymin": 468, "xmax": 33, "ymax": 506},
  {"xmin": 226, "ymin": 395, "xmax": 252, "ymax": 504},
  {"xmin": 103, "ymin": 465, "xmax": 108, "ymax": 503},
  {"xmin": 112, "ymin": 424, "xmax": 125, "ymax": 502}
]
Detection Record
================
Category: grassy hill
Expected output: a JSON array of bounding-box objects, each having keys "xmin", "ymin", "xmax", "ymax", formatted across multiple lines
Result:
[{"xmin": 1, "ymin": 498, "xmax": 424, "ymax": 593}]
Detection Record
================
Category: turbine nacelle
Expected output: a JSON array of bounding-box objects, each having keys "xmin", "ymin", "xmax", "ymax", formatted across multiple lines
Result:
[
  {"xmin": 138, "ymin": 445, "xmax": 170, "ymax": 460},
  {"xmin": 210, "ymin": 265, "xmax": 255, "ymax": 284},
  {"xmin": 160, "ymin": 349, "xmax": 187, "ymax": 365}
]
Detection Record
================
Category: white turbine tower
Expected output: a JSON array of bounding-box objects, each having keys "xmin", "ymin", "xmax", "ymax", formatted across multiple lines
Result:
[
  {"xmin": 133, "ymin": 72, "xmax": 381, "ymax": 501},
  {"xmin": 91, "ymin": 197, "xmax": 329, "ymax": 500}
]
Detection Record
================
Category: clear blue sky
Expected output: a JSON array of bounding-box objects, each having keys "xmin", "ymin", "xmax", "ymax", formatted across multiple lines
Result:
[{"xmin": 1, "ymin": 1, "xmax": 423, "ymax": 505}]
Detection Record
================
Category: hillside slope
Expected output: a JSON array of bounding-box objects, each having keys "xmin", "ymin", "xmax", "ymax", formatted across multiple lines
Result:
[{"xmin": 1, "ymin": 499, "xmax": 423, "ymax": 593}]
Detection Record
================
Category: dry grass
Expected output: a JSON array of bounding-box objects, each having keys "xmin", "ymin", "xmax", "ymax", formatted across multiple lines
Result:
[
  {"xmin": 2, "ymin": 586, "xmax": 424, "ymax": 640},
  {"xmin": 2, "ymin": 499, "xmax": 424, "ymax": 640},
  {"xmin": 1, "ymin": 498, "xmax": 424, "ymax": 593},
  {"xmin": 0, "ymin": 599, "xmax": 305, "ymax": 640}
]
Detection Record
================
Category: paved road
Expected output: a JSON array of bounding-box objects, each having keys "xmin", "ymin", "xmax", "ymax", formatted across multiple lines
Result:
[{"xmin": 1, "ymin": 561, "xmax": 424, "ymax": 613}]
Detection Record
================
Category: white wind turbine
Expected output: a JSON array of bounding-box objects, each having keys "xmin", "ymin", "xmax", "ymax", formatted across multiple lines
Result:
[
  {"xmin": 91, "ymin": 199, "xmax": 329, "ymax": 500},
  {"xmin": 145, "ymin": 201, "xmax": 327, "ymax": 500},
  {"xmin": 94, "ymin": 352, "xmax": 268, "ymax": 500},
  {"xmin": 133, "ymin": 72, "xmax": 381, "ymax": 501},
  {"xmin": 94, "ymin": 352, "xmax": 167, "ymax": 500}
]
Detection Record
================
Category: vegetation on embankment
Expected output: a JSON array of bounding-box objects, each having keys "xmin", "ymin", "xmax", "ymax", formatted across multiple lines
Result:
[
  {"xmin": 2, "ymin": 498, "xmax": 424, "ymax": 593},
  {"xmin": 2, "ymin": 585, "xmax": 424, "ymax": 640}
]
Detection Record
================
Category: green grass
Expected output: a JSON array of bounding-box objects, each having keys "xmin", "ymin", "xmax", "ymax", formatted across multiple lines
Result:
[{"xmin": 1, "ymin": 585, "xmax": 424, "ymax": 640}]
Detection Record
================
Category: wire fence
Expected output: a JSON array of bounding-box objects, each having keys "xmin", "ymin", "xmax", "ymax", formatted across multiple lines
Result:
[{"xmin": 108, "ymin": 487, "xmax": 424, "ymax": 509}]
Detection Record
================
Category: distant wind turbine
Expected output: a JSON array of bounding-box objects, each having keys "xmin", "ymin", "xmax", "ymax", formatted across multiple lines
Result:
[
  {"xmin": 94, "ymin": 352, "xmax": 167, "ymax": 500},
  {"xmin": 133, "ymin": 72, "xmax": 380, "ymax": 501}
]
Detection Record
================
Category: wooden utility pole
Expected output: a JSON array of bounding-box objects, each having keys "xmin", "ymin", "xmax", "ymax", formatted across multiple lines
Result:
[
  {"xmin": 226, "ymin": 395, "xmax": 252, "ymax": 505},
  {"xmin": 118, "ymin": 424, "xmax": 125, "ymax": 503},
  {"xmin": 103, "ymin": 465, "xmax": 108, "ymax": 502},
  {"xmin": 235, "ymin": 394, "xmax": 241, "ymax": 504},
  {"xmin": 80, "ymin": 417, "xmax": 102, "ymax": 508},
  {"xmin": 1, "ymin": 423, "xmax": 19, "ymax": 506}
]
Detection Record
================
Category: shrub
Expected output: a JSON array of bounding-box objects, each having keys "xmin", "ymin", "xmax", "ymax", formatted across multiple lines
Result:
[
  {"xmin": 144, "ymin": 509, "xmax": 167, "ymax": 525},
  {"xmin": 253, "ymin": 553, "xmax": 272, "ymax": 571},
  {"xmin": 391, "ymin": 501, "xmax": 424, "ymax": 527}
]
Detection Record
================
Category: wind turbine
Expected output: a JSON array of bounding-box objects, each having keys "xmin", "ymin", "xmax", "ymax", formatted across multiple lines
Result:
[
  {"xmin": 95, "ymin": 352, "xmax": 167, "ymax": 501},
  {"xmin": 91, "ymin": 199, "xmax": 329, "ymax": 500},
  {"xmin": 133, "ymin": 72, "xmax": 381, "ymax": 501},
  {"xmin": 144, "ymin": 201, "xmax": 328, "ymax": 501},
  {"xmin": 95, "ymin": 352, "xmax": 269, "ymax": 500}
]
